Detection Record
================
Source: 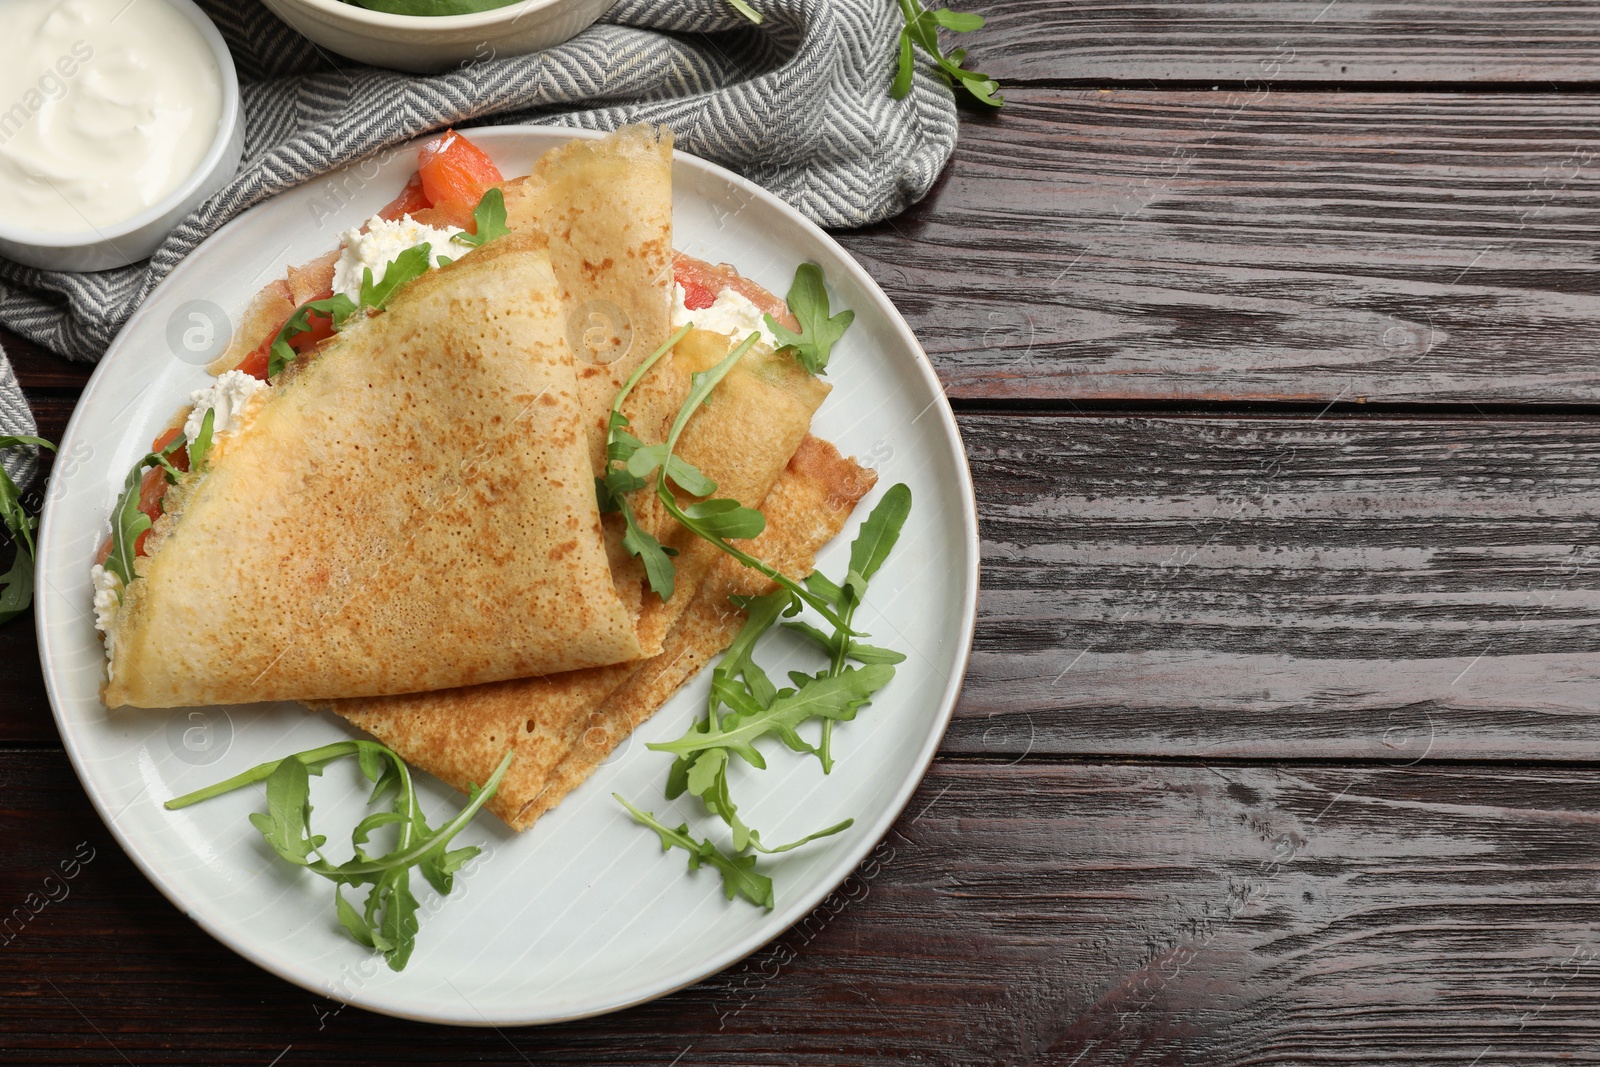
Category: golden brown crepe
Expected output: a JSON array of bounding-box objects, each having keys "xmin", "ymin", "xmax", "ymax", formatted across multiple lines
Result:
[
  {"xmin": 335, "ymin": 435, "xmax": 877, "ymax": 829},
  {"xmin": 103, "ymin": 234, "xmax": 645, "ymax": 709},
  {"xmin": 519, "ymin": 435, "xmax": 878, "ymax": 829},
  {"xmin": 324, "ymin": 132, "xmax": 855, "ymax": 826},
  {"xmin": 500, "ymin": 124, "xmax": 675, "ymax": 474},
  {"xmin": 329, "ymin": 326, "xmax": 833, "ymax": 822}
]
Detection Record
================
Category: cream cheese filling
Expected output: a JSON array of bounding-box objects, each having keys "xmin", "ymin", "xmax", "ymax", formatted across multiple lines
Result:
[
  {"xmin": 92, "ymin": 370, "xmax": 269, "ymax": 657},
  {"xmin": 671, "ymin": 282, "xmax": 780, "ymax": 351}
]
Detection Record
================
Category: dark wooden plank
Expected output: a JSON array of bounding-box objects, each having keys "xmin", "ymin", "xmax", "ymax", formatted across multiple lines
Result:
[
  {"xmin": 968, "ymin": 0, "xmax": 1600, "ymax": 84},
  {"xmin": 4, "ymin": 331, "xmax": 91, "ymax": 392},
  {"xmin": 948, "ymin": 412, "xmax": 1600, "ymax": 761},
  {"xmin": 22, "ymin": 91, "xmax": 1600, "ymax": 406},
  {"xmin": 837, "ymin": 89, "xmax": 1600, "ymax": 404},
  {"xmin": 4, "ymin": 751, "xmax": 1600, "ymax": 1064},
  {"xmin": 14, "ymin": 411, "xmax": 1600, "ymax": 758}
]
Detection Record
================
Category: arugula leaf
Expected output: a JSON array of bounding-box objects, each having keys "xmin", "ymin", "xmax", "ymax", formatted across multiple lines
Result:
[
  {"xmin": 453, "ymin": 188, "xmax": 510, "ymax": 248},
  {"xmin": 360, "ymin": 243, "xmax": 434, "ymax": 312},
  {"xmin": 248, "ymin": 756, "xmax": 325, "ymax": 866},
  {"xmin": 650, "ymin": 664, "xmax": 895, "ymax": 768},
  {"xmin": 596, "ymin": 324, "xmax": 694, "ymax": 601},
  {"xmin": 848, "ymin": 482, "xmax": 912, "ymax": 583},
  {"xmin": 801, "ymin": 485, "xmax": 913, "ymax": 769},
  {"xmin": 0, "ymin": 435, "xmax": 52, "ymax": 559},
  {"xmin": 748, "ymin": 818, "xmax": 855, "ymax": 855},
  {"xmin": 0, "ymin": 435, "xmax": 53, "ymax": 625},
  {"xmin": 376, "ymin": 870, "xmax": 421, "ymax": 971},
  {"xmin": 644, "ymin": 333, "xmax": 849, "ymax": 629},
  {"xmin": 764, "ymin": 263, "xmax": 855, "ymax": 376},
  {"xmin": 681, "ymin": 497, "xmax": 767, "ymax": 540},
  {"xmin": 187, "ymin": 408, "xmax": 216, "ymax": 471},
  {"xmin": 621, "ymin": 514, "xmax": 679, "ymax": 603},
  {"xmin": 665, "ymin": 591, "xmax": 789, "ymax": 850},
  {"xmin": 267, "ymin": 293, "xmax": 359, "ymax": 378},
  {"xmin": 335, "ymin": 887, "xmax": 377, "ymax": 948},
  {"xmin": 166, "ymin": 741, "xmax": 512, "ymax": 971},
  {"xmin": 637, "ymin": 486, "xmax": 913, "ymax": 909},
  {"xmin": 104, "ymin": 432, "xmax": 187, "ymax": 588},
  {"xmin": 780, "ymin": 620, "xmax": 907, "ymax": 665},
  {"xmin": 614, "ymin": 795, "xmax": 774, "ymax": 908},
  {"xmin": 892, "ymin": 0, "xmax": 1002, "ymax": 108}
]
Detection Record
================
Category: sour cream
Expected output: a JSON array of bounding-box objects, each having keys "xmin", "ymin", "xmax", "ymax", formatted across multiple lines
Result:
[
  {"xmin": 0, "ymin": 0, "xmax": 223, "ymax": 234},
  {"xmin": 672, "ymin": 283, "xmax": 779, "ymax": 351},
  {"xmin": 332, "ymin": 213, "xmax": 472, "ymax": 304},
  {"xmin": 183, "ymin": 370, "xmax": 265, "ymax": 444},
  {"xmin": 89, "ymin": 562, "xmax": 119, "ymax": 672}
]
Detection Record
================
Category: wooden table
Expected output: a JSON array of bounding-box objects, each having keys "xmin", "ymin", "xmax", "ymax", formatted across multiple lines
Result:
[{"xmin": 7, "ymin": 4, "xmax": 1600, "ymax": 1062}]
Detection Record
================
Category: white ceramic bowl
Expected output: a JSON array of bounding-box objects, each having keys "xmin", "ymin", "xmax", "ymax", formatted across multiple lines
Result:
[
  {"xmin": 0, "ymin": 0, "xmax": 243, "ymax": 274},
  {"xmin": 260, "ymin": 0, "xmax": 616, "ymax": 74}
]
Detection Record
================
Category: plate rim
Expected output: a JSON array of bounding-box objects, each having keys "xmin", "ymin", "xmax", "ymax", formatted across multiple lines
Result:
[{"xmin": 35, "ymin": 124, "xmax": 980, "ymax": 1027}]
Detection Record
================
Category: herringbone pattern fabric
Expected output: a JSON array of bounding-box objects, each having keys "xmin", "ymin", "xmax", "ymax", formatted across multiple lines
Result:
[{"xmin": 0, "ymin": 0, "xmax": 958, "ymax": 364}]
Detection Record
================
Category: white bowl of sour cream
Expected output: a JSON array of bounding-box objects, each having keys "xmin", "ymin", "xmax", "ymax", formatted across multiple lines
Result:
[{"xmin": 0, "ymin": 0, "xmax": 242, "ymax": 272}]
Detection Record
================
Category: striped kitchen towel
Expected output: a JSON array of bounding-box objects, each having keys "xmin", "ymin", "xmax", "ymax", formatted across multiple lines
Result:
[{"xmin": 0, "ymin": 0, "xmax": 960, "ymax": 363}]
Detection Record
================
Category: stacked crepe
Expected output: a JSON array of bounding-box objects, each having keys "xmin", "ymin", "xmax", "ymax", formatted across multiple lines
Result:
[{"xmin": 98, "ymin": 127, "xmax": 875, "ymax": 831}]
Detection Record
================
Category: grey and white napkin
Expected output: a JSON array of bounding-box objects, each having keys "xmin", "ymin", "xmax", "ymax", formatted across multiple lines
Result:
[{"xmin": 0, "ymin": 0, "xmax": 959, "ymax": 365}]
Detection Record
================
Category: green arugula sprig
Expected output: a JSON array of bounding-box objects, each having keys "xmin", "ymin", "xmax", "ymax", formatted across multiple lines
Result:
[
  {"xmin": 266, "ymin": 186, "xmax": 510, "ymax": 378},
  {"xmin": 785, "ymin": 481, "xmax": 911, "ymax": 769},
  {"xmin": 627, "ymin": 333, "xmax": 852, "ymax": 630},
  {"xmin": 764, "ymin": 263, "xmax": 854, "ymax": 376},
  {"xmin": 0, "ymin": 435, "xmax": 55, "ymax": 623},
  {"xmin": 266, "ymin": 294, "xmax": 358, "ymax": 379},
  {"xmin": 597, "ymin": 323, "xmax": 696, "ymax": 601},
  {"xmin": 187, "ymin": 409, "xmax": 216, "ymax": 472},
  {"xmin": 619, "ymin": 485, "xmax": 913, "ymax": 908},
  {"xmin": 720, "ymin": 0, "xmax": 996, "ymax": 105},
  {"xmin": 615, "ymin": 795, "xmax": 774, "ymax": 907},
  {"xmin": 892, "ymin": 0, "xmax": 1001, "ymax": 107},
  {"xmin": 598, "ymin": 323, "xmax": 849, "ymax": 628},
  {"xmin": 455, "ymin": 187, "xmax": 510, "ymax": 248},
  {"xmin": 166, "ymin": 741, "xmax": 512, "ymax": 971},
  {"xmin": 104, "ymin": 431, "xmax": 188, "ymax": 587}
]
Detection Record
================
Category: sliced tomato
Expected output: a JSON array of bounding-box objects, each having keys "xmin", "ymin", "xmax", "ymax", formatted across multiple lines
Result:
[
  {"xmin": 289, "ymin": 312, "xmax": 336, "ymax": 354},
  {"xmin": 150, "ymin": 427, "xmax": 189, "ymax": 473},
  {"xmin": 124, "ymin": 428, "xmax": 191, "ymax": 557},
  {"xmin": 377, "ymin": 172, "xmax": 430, "ymax": 222},
  {"xmin": 94, "ymin": 535, "xmax": 111, "ymax": 566},
  {"xmin": 132, "ymin": 466, "xmax": 165, "ymax": 556},
  {"xmin": 417, "ymin": 129, "xmax": 503, "ymax": 229},
  {"xmin": 236, "ymin": 337, "xmax": 272, "ymax": 381}
]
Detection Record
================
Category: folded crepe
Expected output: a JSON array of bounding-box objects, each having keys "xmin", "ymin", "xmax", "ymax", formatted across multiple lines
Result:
[
  {"xmin": 335, "ymin": 434, "xmax": 877, "ymax": 829},
  {"xmin": 499, "ymin": 124, "xmax": 675, "ymax": 475},
  {"xmin": 104, "ymin": 128, "xmax": 686, "ymax": 709},
  {"xmin": 324, "ymin": 132, "xmax": 867, "ymax": 828},
  {"xmin": 103, "ymin": 234, "xmax": 646, "ymax": 708},
  {"xmin": 329, "ymin": 325, "xmax": 837, "ymax": 825}
]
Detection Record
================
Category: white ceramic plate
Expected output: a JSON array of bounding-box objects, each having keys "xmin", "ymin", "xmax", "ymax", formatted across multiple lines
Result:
[{"xmin": 34, "ymin": 127, "xmax": 978, "ymax": 1026}]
